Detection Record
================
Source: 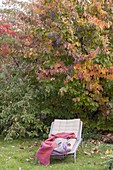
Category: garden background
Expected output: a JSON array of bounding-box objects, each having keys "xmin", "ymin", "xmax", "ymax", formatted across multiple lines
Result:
[{"xmin": 0, "ymin": 0, "xmax": 113, "ymax": 169}]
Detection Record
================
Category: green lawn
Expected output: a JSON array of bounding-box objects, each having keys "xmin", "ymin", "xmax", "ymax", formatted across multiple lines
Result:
[{"xmin": 0, "ymin": 138, "xmax": 112, "ymax": 170}]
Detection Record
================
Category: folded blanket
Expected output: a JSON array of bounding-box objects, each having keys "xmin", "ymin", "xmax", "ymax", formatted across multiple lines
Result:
[{"xmin": 36, "ymin": 132, "xmax": 76, "ymax": 166}]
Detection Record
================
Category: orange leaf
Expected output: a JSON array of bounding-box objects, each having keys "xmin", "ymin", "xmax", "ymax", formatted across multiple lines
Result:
[{"xmin": 88, "ymin": 46, "xmax": 100, "ymax": 59}]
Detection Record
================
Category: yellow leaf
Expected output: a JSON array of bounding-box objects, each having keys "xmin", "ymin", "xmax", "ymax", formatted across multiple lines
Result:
[
  {"xmin": 75, "ymin": 42, "xmax": 81, "ymax": 47},
  {"xmin": 105, "ymin": 149, "xmax": 113, "ymax": 154}
]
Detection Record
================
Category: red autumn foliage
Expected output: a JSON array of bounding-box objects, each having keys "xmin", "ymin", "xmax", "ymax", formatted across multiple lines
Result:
[
  {"xmin": 0, "ymin": 20, "xmax": 15, "ymax": 55},
  {"xmin": 110, "ymin": 66, "xmax": 113, "ymax": 73}
]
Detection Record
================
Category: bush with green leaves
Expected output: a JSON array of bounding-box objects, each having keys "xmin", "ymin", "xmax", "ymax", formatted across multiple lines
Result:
[{"xmin": 0, "ymin": 61, "xmax": 49, "ymax": 140}]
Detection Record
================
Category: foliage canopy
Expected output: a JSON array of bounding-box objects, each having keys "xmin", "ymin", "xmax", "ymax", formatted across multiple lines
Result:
[{"xmin": 0, "ymin": 0, "xmax": 113, "ymax": 139}]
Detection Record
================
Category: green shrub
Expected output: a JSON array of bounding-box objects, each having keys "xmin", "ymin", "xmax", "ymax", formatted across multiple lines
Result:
[{"xmin": 0, "ymin": 63, "xmax": 49, "ymax": 140}]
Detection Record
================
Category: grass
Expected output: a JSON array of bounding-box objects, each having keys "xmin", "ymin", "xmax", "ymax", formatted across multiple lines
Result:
[{"xmin": 0, "ymin": 138, "xmax": 113, "ymax": 170}]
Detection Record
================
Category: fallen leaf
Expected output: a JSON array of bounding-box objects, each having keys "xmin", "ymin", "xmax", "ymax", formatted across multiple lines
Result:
[
  {"xmin": 11, "ymin": 146, "xmax": 15, "ymax": 148},
  {"xmin": 92, "ymin": 147, "xmax": 100, "ymax": 153},
  {"xmin": 105, "ymin": 149, "xmax": 113, "ymax": 155},
  {"xmin": 19, "ymin": 145, "xmax": 25, "ymax": 150},
  {"xmin": 26, "ymin": 158, "xmax": 30, "ymax": 162},
  {"xmin": 84, "ymin": 151, "xmax": 91, "ymax": 156},
  {"xmin": 18, "ymin": 168, "xmax": 22, "ymax": 170}
]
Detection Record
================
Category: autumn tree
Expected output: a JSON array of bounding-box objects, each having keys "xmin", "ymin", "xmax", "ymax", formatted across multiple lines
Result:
[{"xmin": 16, "ymin": 0, "xmax": 113, "ymax": 124}]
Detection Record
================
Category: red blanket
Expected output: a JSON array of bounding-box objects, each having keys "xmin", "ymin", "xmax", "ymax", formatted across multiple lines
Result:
[{"xmin": 36, "ymin": 132, "xmax": 76, "ymax": 166}]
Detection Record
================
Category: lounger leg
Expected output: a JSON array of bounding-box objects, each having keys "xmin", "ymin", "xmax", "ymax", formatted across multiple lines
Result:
[
  {"xmin": 74, "ymin": 152, "xmax": 76, "ymax": 163},
  {"xmin": 38, "ymin": 161, "xmax": 41, "ymax": 165}
]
